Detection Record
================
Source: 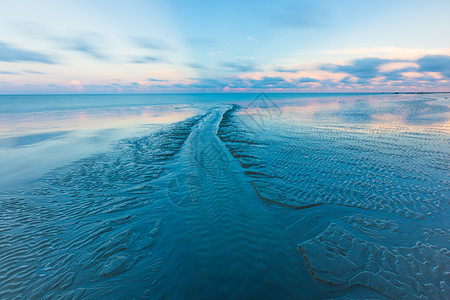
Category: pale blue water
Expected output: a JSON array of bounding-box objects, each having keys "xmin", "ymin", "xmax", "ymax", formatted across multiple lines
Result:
[
  {"xmin": 0, "ymin": 93, "xmax": 385, "ymax": 114},
  {"xmin": 0, "ymin": 93, "xmax": 449, "ymax": 299}
]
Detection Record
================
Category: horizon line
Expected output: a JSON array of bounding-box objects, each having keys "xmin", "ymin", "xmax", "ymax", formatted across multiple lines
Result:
[{"xmin": 1, "ymin": 91, "xmax": 449, "ymax": 96}]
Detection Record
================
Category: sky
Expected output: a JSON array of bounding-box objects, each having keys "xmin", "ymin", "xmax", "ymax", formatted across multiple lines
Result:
[{"xmin": 0, "ymin": 0, "xmax": 449, "ymax": 93}]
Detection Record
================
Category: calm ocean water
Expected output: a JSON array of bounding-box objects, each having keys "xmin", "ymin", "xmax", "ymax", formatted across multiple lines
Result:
[
  {"xmin": 0, "ymin": 93, "xmax": 388, "ymax": 114},
  {"xmin": 0, "ymin": 93, "xmax": 449, "ymax": 298}
]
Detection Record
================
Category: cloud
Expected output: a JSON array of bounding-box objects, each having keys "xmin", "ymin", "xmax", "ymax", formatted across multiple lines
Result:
[
  {"xmin": 143, "ymin": 76, "xmax": 298, "ymax": 91},
  {"xmin": 23, "ymin": 70, "xmax": 45, "ymax": 74},
  {"xmin": 378, "ymin": 62, "xmax": 419, "ymax": 72},
  {"xmin": 322, "ymin": 58, "xmax": 388, "ymax": 81},
  {"xmin": 249, "ymin": 76, "xmax": 297, "ymax": 88},
  {"xmin": 298, "ymin": 77, "xmax": 320, "ymax": 83},
  {"xmin": 222, "ymin": 61, "xmax": 258, "ymax": 72},
  {"xmin": 133, "ymin": 37, "xmax": 170, "ymax": 50},
  {"xmin": 275, "ymin": 68, "xmax": 300, "ymax": 73},
  {"xmin": 67, "ymin": 80, "xmax": 84, "ymax": 92},
  {"xmin": 10, "ymin": 23, "xmax": 110, "ymax": 62},
  {"xmin": 417, "ymin": 55, "xmax": 450, "ymax": 78},
  {"xmin": 224, "ymin": 53, "xmax": 449, "ymax": 91},
  {"xmin": 317, "ymin": 55, "xmax": 450, "ymax": 88},
  {"xmin": 221, "ymin": 77, "xmax": 247, "ymax": 88},
  {"xmin": 383, "ymin": 67, "xmax": 419, "ymax": 81},
  {"xmin": 0, "ymin": 41, "xmax": 54, "ymax": 63},
  {"xmin": 63, "ymin": 37, "xmax": 107, "ymax": 60},
  {"xmin": 68, "ymin": 80, "xmax": 81, "ymax": 85},
  {"xmin": 188, "ymin": 78, "xmax": 226, "ymax": 89},
  {"xmin": 185, "ymin": 62, "xmax": 208, "ymax": 69},
  {"xmin": 131, "ymin": 56, "xmax": 165, "ymax": 64},
  {"xmin": 0, "ymin": 71, "xmax": 19, "ymax": 75},
  {"xmin": 147, "ymin": 78, "xmax": 168, "ymax": 82},
  {"xmin": 316, "ymin": 47, "xmax": 450, "ymax": 60},
  {"xmin": 48, "ymin": 33, "xmax": 109, "ymax": 60}
]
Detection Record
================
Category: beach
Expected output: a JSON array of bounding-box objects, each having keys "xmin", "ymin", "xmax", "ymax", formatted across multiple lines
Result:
[{"xmin": 0, "ymin": 93, "xmax": 449, "ymax": 299}]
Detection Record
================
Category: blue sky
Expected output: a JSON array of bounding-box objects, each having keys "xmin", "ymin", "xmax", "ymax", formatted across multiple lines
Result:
[{"xmin": 0, "ymin": 0, "xmax": 449, "ymax": 93}]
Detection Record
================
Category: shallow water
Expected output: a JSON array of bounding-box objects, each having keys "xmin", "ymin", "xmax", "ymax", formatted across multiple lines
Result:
[{"xmin": 0, "ymin": 93, "xmax": 449, "ymax": 299}]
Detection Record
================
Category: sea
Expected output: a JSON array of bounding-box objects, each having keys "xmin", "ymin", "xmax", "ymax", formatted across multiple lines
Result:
[{"xmin": 0, "ymin": 93, "xmax": 449, "ymax": 299}]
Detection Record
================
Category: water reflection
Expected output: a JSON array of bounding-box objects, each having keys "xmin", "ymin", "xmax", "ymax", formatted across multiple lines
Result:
[
  {"xmin": 276, "ymin": 94, "xmax": 450, "ymax": 131},
  {"xmin": 0, "ymin": 105, "xmax": 199, "ymax": 190},
  {"xmin": 0, "ymin": 105, "xmax": 199, "ymax": 139}
]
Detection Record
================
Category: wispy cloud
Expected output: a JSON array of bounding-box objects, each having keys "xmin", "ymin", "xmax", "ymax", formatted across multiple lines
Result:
[
  {"xmin": 23, "ymin": 70, "xmax": 45, "ymax": 74},
  {"xmin": 0, "ymin": 71, "xmax": 19, "ymax": 75},
  {"xmin": 222, "ymin": 61, "xmax": 258, "ymax": 72},
  {"xmin": 185, "ymin": 62, "xmax": 207, "ymax": 69},
  {"xmin": 274, "ymin": 67, "xmax": 300, "ymax": 73},
  {"xmin": 132, "ymin": 37, "xmax": 170, "ymax": 50},
  {"xmin": 314, "ymin": 47, "xmax": 450, "ymax": 60},
  {"xmin": 147, "ymin": 78, "xmax": 168, "ymax": 82},
  {"xmin": 9, "ymin": 22, "xmax": 110, "ymax": 62},
  {"xmin": 56, "ymin": 36, "xmax": 108, "ymax": 60},
  {"xmin": 0, "ymin": 69, "xmax": 44, "ymax": 76},
  {"xmin": 0, "ymin": 41, "xmax": 54, "ymax": 64},
  {"xmin": 130, "ymin": 56, "xmax": 166, "ymax": 64}
]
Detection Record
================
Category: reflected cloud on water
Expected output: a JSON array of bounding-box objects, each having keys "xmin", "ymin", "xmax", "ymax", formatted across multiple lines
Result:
[{"xmin": 274, "ymin": 94, "xmax": 450, "ymax": 132}]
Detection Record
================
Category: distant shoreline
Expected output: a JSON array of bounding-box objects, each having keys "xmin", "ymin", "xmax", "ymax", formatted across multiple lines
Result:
[
  {"xmin": 0, "ymin": 91, "xmax": 449, "ymax": 96},
  {"xmin": 391, "ymin": 91, "xmax": 450, "ymax": 94}
]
